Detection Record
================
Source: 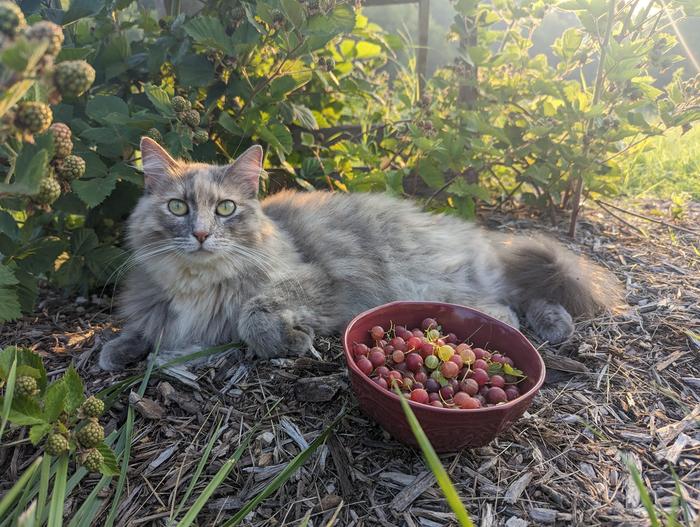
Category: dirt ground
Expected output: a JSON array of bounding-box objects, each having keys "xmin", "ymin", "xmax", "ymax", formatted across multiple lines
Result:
[{"xmin": 1, "ymin": 200, "xmax": 699, "ymax": 527}]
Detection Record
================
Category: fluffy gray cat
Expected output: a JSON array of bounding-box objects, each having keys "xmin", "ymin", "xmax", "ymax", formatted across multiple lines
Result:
[{"xmin": 98, "ymin": 137, "xmax": 620, "ymax": 371}]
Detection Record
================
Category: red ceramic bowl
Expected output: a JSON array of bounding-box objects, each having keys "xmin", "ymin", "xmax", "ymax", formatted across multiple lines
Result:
[{"xmin": 343, "ymin": 301, "xmax": 545, "ymax": 452}]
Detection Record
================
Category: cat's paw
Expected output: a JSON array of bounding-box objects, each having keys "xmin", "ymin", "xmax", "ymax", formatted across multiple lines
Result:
[
  {"xmin": 98, "ymin": 332, "xmax": 150, "ymax": 371},
  {"xmin": 478, "ymin": 304, "xmax": 520, "ymax": 330},
  {"xmin": 526, "ymin": 299, "xmax": 574, "ymax": 344},
  {"xmin": 238, "ymin": 296, "xmax": 315, "ymax": 359}
]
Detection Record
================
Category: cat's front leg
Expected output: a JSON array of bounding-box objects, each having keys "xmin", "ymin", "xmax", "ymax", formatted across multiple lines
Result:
[
  {"xmin": 238, "ymin": 294, "xmax": 316, "ymax": 359},
  {"xmin": 98, "ymin": 329, "xmax": 151, "ymax": 371}
]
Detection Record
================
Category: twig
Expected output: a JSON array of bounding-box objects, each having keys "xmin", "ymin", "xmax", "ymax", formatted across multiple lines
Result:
[
  {"xmin": 595, "ymin": 199, "xmax": 699, "ymax": 235},
  {"xmin": 595, "ymin": 200, "xmax": 649, "ymax": 237}
]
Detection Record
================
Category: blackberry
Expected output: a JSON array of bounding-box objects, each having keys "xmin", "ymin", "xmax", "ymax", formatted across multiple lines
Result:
[
  {"xmin": 24, "ymin": 21, "xmax": 64, "ymax": 57},
  {"xmin": 49, "ymin": 123, "xmax": 73, "ymax": 158},
  {"xmin": 0, "ymin": 2, "xmax": 25, "ymax": 37},
  {"xmin": 15, "ymin": 102, "xmax": 53, "ymax": 134},
  {"xmin": 15, "ymin": 376, "xmax": 39, "ymax": 397},
  {"xmin": 271, "ymin": 10, "xmax": 285, "ymax": 28},
  {"xmin": 53, "ymin": 60, "xmax": 95, "ymax": 98},
  {"xmin": 182, "ymin": 109, "xmax": 200, "ymax": 127},
  {"xmin": 35, "ymin": 173, "xmax": 61, "ymax": 205},
  {"xmin": 231, "ymin": 6, "xmax": 245, "ymax": 22},
  {"xmin": 46, "ymin": 433, "xmax": 69, "ymax": 456},
  {"xmin": 57, "ymin": 154, "xmax": 85, "ymax": 181},
  {"xmin": 193, "ymin": 129, "xmax": 209, "ymax": 144},
  {"xmin": 145, "ymin": 127, "xmax": 163, "ymax": 143},
  {"xmin": 81, "ymin": 396, "xmax": 104, "ymax": 418},
  {"xmin": 76, "ymin": 419, "xmax": 104, "ymax": 448},
  {"xmin": 171, "ymin": 96, "xmax": 191, "ymax": 113},
  {"xmin": 81, "ymin": 448, "xmax": 103, "ymax": 472}
]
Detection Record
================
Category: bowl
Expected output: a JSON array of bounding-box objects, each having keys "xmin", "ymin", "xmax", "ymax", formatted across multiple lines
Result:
[{"xmin": 343, "ymin": 301, "xmax": 546, "ymax": 452}]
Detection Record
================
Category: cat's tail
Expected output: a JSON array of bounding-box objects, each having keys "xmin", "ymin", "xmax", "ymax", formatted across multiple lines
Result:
[{"xmin": 496, "ymin": 234, "xmax": 623, "ymax": 317}]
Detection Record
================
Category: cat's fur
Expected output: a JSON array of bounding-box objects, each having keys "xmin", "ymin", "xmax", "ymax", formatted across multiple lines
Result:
[{"xmin": 98, "ymin": 137, "xmax": 621, "ymax": 371}]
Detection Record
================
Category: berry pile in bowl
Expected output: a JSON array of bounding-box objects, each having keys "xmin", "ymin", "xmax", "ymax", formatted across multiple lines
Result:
[{"xmin": 343, "ymin": 301, "xmax": 546, "ymax": 452}]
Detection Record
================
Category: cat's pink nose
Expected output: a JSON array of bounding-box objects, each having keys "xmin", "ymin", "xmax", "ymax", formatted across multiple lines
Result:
[{"xmin": 192, "ymin": 231, "xmax": 209, "ymax": 243}]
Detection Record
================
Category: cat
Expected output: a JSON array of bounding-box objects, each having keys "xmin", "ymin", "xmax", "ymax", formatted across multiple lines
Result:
[{"xmin": 98, "ymin": 137, "xmax": 621, "ymax": 371}]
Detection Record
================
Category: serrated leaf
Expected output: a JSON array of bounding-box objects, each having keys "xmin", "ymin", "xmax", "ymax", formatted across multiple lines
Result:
[
  {"xmin": 62, "ymin": 365, "xmax": 85, "ymax": 413},
  {"xmin": 72, "ymin": 173, "xmax": 117, "ymax": 207},
  {"xmin": 176, "ymin": 54, "xmax": 215, "ymax": 88},
  {"xmin": 29, "ymin": 423, "xmax": 51, "ymax": 445},
  {"xmin": 0, "ymin": 264, "xmax": 21, "ymax": 323},
  {"xmin": 64, "ymin": 0, "xmax": 105, "ymax": 24},
  {"xmin": 503, "ymin": 363, "xmax": 525, "ymax": 378},
  {"xmin": 258, "ymin": 123, "xmax": 292, "ymax": 160},
  {"xmin": 144, "ymin": 84, "xmax": 174, "ymax": 117},
  {"xmin": 86, "ymin": 246, "xmax": 127, "ymax": 283},
  {"xmin": 291, "ymin": 104, "xmax": 318, "ymax": 130},
  {"xmin": 0, "ymin": 348, "xmax": 47, "ymax": 390},
  {"xmin": 447, "ymin": 179, "xmax": 491, "ymax": 201},
  {"xmin": 184, "ymin": 16, "xmax": 235, "ymax": 55},
  {"xmin": 14, "ymin": 238, "xmax": 65, "ymax": 275},
  {"xmin": 0, "ymin": 211, "xmax": 20, "ymax": 240},
  {"xmin": 6, "ymin": 402, "xmax": 45, "ymax": 426},
  {"xmin": 43, "ymin": 381, "xmax": 66, "ymax": 422},
  {"xmin": 0, "ymin": 133, "xmax": 53, "ymax": 195},
  {"xmin": 280, "ymin": 0, "xmax": 306, "ymax": 28},
  {"xmin": 487, "ymin": 362, "xmax": 503, "ymax": 375},
  {"xmin": 86, "ymin": 96, "xmax": 129, "ymax": 125},
  {"xmin": 70, "ymin": 229, "xmax": 99, "ymax": 256},
  {"xmin": 96, "ymin": 443, "xmax": 119, "ymax": 476}
]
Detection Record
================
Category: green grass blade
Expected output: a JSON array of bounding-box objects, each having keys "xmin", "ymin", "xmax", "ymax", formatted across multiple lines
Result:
[
  {"xmin": 47, "ymin": 455, "xmax": 69, "ymax": 527},
  {"xmin": 394, "ymin": 386, "xmax": 475, "ymax": 527},
  {"xmin": 67, "ymin": 474, "xmax": 111, "ymax": 527},
  {"xmin": 626, "ymin": 457, "xmax": 660, "ymax": 527},
  {"xmin": 171, "ymin": 417, "xmax": 225, "ymax": 522},
  {"xmin": 35, "ymin": 453, "xmax": 51, "ymax": 524},
  {"xmin": 220, "ymin": 410, "xmax": 346, "ymax": 527},
  {"xmin": 0, "ymin": 455, "xmax": 43, "ymax": 520},
  {"xmin": 104, "ymin": 406, "xmax": 134, "ymax": 527},
  {"xmin": 0, "ymin": 355, "xmax": 18, "ymax": 440},
  {"xmin": 175, "ymin": 424, "xmax": 256, "ymax": 527},
  {"xmin": 12, "ymin": 461, "xmax": 41, "ymax": 526}
]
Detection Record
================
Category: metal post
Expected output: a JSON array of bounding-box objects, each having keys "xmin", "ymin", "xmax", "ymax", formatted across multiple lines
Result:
[{"xmin": 417, "ymin": 0, "xmax": 430, "ymax": 96}]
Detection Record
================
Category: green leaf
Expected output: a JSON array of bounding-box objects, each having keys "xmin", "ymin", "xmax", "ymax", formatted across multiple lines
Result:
[
  {"xmin": 1, "ymin": 36, "xmax": 48, "ymax": 72},
  {"xmin": 176, "ymin": 54, "xmax": 215, "ymax": 88},
  {"xmin": 447, "ymin": 179, "xmax": 491, "ymax": 201},
  {"xmin": 62, "ymin": 365, "xmax": 85, "ymax": 413},
  {"xmin": 303, "ymin": 5, "xmax": 355, "ymax": 51},
  {"xmin": 0, "ymin": 264, "xmax": 21, "ymax": 323},
  {"xmin": 0, "ymin": 356, "xmax": 17, "ymax": 439},
  {"xmin": 0, "ymin": 211, "xmax": 20, "ymax": 240},
  {"xmin": 70, "ymin": 229, "xmax": 99, "ymax": 256},
  {"xmin": 290, "ymin": 104, "xmax": 318, "ymax": 130},
  {"xmin": 503, "ymin": 363, "xmax": 525, "ymax": 378},
  {"xmin": 71, "ymin": 174, "xmax": 117, "ymax": 207},
  {"xmin": 0, "ymin": 133, "xmax": 53, "ymax": 195},
  {"xmin": 96, "ymin": 443, "xmax": 119, "ymax": 476},
  {"xmin": 47, "ymin": 455, "xmax": 69, "ymax": 527},
  {"xmin": 29, "ymin": 423, "xmax": 51, "ymax": 445},
  {"xmin": 394, "ymin": 387, "xmax": 475, "ymax": 527},
  {"xmin": 183, "ymin": 16, "xmax": 235, "ymax": 55},
  {"xmin": 280, "ymin": 0, "xmax": 306, "ymax": 28},
  {"xmin": 626, "ymin": 457, "xmax": 660, "ymax": 527},
  {"xmin": 258, "ymin": 123, "xmax": 292, "ymax": 160},
  {"xmin": 63, "ymin": 0, "xmax": 105, "ymax": 24},
  {"xmin": 0, "ymin": 456, "xmax": 43, "ymax": 521},
  {"xmin": 86, "ymin": 96, "xmax": 129, "ymax": 125},
  {"xmin": 43, "ymin": 381, "xmax": 67, "ymax": 423},
  {"xmin": 144, "ymin": 84, "xmax": 174, "ymax": 117}
]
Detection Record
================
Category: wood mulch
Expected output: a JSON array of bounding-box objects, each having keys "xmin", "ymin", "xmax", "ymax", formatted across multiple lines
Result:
[{"xmin": 1, "ymin": 199, "xmax": 699, "ymax": 527}]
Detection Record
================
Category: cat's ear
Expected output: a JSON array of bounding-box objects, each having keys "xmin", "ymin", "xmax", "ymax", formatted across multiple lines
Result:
[
  {"xmin": 140, "ymin": 137, "xmax": 179, "ymax": 191},
  {"xmin": 225, "ymin": 145, "xmax": 264, "ymax": 197}
]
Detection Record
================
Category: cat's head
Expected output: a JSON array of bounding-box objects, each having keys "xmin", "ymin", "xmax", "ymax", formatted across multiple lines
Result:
[{"xmin": 128, "ymin": 137, "xmax": 268, "ymax": 262}]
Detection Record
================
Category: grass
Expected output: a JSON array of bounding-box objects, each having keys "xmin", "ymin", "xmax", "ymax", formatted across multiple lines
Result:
[{"xmin": 618, "ymin": 126, "xmax": 700, "ymax": 201}]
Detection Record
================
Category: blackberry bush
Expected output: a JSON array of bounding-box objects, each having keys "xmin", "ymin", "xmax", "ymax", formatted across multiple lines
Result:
[
  {"xmin": 57, "ymin": 155, "xmax": 86, "ymax": 181},
  {"xmin": 45, "ymin": 433, "xmax": 69, "ymax": 456},
  {"xmin": 14, "ymin": 102, "xmax": 52, "ymax": 133},
  {"xmin": 53, "ymin": 60, "xmax": 95, "ymax": 98}
]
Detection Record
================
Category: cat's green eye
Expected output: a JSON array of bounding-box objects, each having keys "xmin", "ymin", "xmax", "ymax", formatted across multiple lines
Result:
[
  {"xmin": 216, "ymin": 200, "xmax": 236, "ymax": 217},
  {"xmin": 168, "ymin": 199, "xmax": 188, "ymax": 216}
]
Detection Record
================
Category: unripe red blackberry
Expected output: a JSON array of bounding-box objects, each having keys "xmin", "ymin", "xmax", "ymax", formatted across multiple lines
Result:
[
  {"xmin": 46, "ymin": 433, "xmax": 69, "ymax": 456},
  {"xmin": 193, "ymin": 129, "xmax": 209, "ymax": 144},
  {"xmin": 15, "ymin": 102, "xmax": 53, "ymax": 134},
  {"xmin": 24, "ymin": 21, "xmax": 64, "ymax": 57},
  {"xmin": 49, "ymin": 123, "xmax": 73, "ymax": 158},
  {"xmin": 81, "ymin": 448, "xmax": 103, "ymax": 472},
  {"xmin": 57, "ymin": 154, "xmax": 85, "ymax": 181},
  {"xmin": 76, "ymin": 419, "xmax": 104, "ymax": 448},
  {"xmin": 81, "ymin": 396, "xmax": 105, "ymax": 418},
  {"xmin": 171, "ymin": 96, "xmax": 191, "ymax": 113},
  {"xmin": 182, "ymin": 109, "xmax": 200, "ymax": 127},
  {"xmin": 15, "ymin": 376, "xmax": 39, "ymax": 397},
  {"xmin": 35, "ymin": 173, "xmax": 61, "ymax": 205},
  {"xmin": 53, "ymin": 60, "xmax": 95, "ymax": 98},
  {"xmin": 0, "ymin": 2, "xmax": 26, "ymax": 37}
]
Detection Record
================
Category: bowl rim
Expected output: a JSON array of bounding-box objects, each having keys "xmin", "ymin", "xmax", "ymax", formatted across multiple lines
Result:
[{"xmin": 342, "ymin": 300, "xmax": 547, "ymax": 415}]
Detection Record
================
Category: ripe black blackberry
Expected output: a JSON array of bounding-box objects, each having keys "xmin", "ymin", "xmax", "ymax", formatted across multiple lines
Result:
[
  {"xmin": 53, "ymin": 60, "xmax": 96, "ymax": 98},
  {"xmin": 15, "ymin": 102, "xmax": 53, "ymax": 134},
  {"xmin": 24, "ymin": 21, "xmax": 64, "ymax": 57},
  {"xmin": 49, "ymin": 123, "xmax": 73, "ymax": 158}
]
